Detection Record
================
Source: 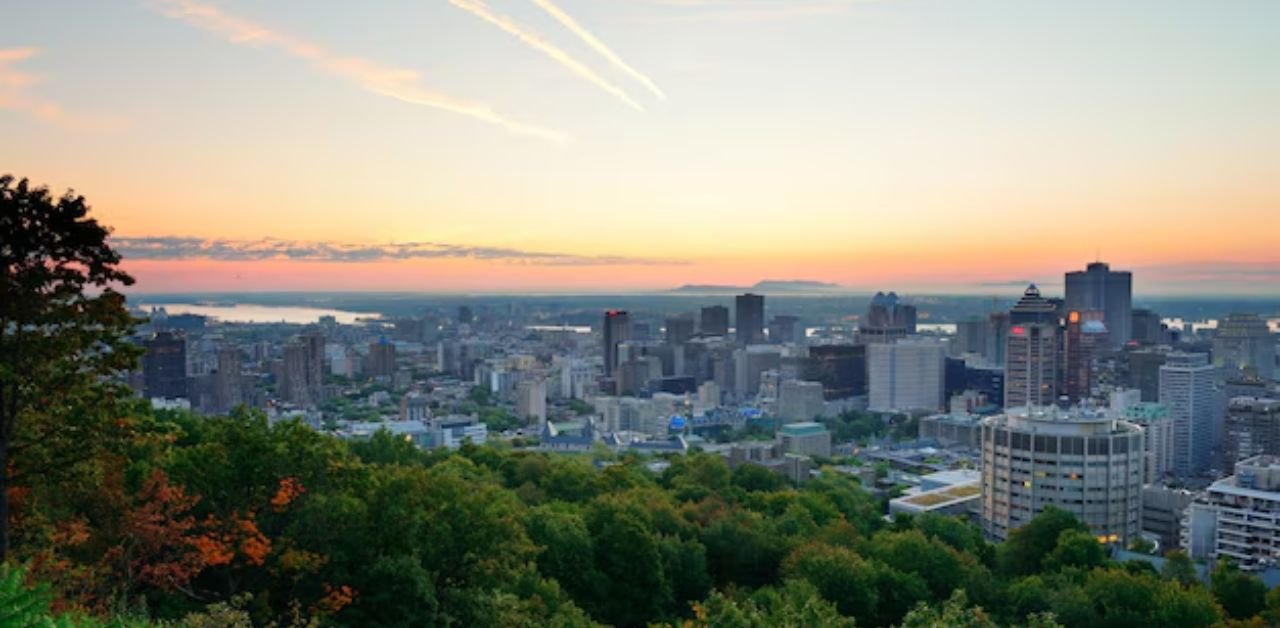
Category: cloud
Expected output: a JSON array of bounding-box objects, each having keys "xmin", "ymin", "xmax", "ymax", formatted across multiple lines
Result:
[
  {"xmin": 530, "ymin": 0, "xmax": 665, "ymax": 100},
  {"xmin": 447, "ymin": 0, "xmax": 645, "ymax": 110},
  {"xmin": 113, "ymin": 236, "xmax": 684, "ymax": 266},
  {"xmin": 0, "ymin": 48, "xmax": 125, "ymax": 130},
  {"xmin": 149, "ymin": 0, "xmax": 567, "ymax": 142}
]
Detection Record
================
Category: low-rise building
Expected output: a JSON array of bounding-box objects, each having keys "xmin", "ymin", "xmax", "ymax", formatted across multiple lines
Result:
[{"xmin": 779, "ymin": 421, "xmax": 832, "ymax": 458}]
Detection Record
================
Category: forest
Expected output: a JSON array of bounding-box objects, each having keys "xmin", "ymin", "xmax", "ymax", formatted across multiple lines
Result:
[{"xmin": 3, "ymin": 174, "xmax": 1279, "ymax": 627}]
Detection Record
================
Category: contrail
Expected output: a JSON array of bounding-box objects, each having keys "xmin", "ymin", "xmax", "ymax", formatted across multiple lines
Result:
[
  {"xmin": 447, "ymin": 0, "xmax": 645, "ymax": 111},
  {"xmin": 530, "ymin": 0, "xmax": 666, "ymax": 100},
  {"xmin": 149, "ymin": 0, "xmax": 567, "ymax": 142}
]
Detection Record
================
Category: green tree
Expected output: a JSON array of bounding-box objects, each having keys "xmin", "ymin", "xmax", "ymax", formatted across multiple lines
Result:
[
  {"xmin": 782, "ymin": 543, "xmax": 878, "ymax": 624},
  {"xmin": 0, "ymin": 175, "xmax": 139, "ymax": 561},
  {"xmin": 1042, "ymin": 529, "xmax": 1107, "ymax": 572},
  {"xmin": 1160, "ymin": 550, "xmax": 1199, "ymax": 586},
  {"xmin": 996, "ymin": 506, "xmax": 1087, "ymax": 576},
  {"xmin": 1211, "ymin": 561, "xmax": 1267, "ymax": 620}
]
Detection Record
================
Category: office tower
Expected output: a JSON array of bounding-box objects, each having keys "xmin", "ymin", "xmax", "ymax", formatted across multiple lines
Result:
[
  {"xmin": 778, "ymin": 380, "xmax": 826, "ymax": 423},
  {"xmin": 868, "ymin": 339, "xmax": 947, "ymax": 413},
  {"xmin": 986, "ymin": 311, "xmax": 1012, "ymax": 366},
  {"xmin": 1122, "ymin": 402, "xmax": 1174, "ymax": 484},
  {"xmin": 1005, "ymin": 322, "xmax": 1058, "ymax": 409},
  {"xmin": 281, "ymin": 342, "xmax": 313, "ymax": 405},
  {"xmin": 980, "ymin": 406, "xmax": 1144, "ymax": 543},
  {"xmin": 457, "ymin": 305, "xmax": 474, "ymax": 324},
  {"xmin": 804, "ymin": 344, "xmax": 868, "ymax": 400},
  {"xmin": 944, "ymin": 357, "xmax": 968, "ymax": 402},
  {"xmin": 1184, "ymin": 455, "xmax": 1280, "ymax": 570},
  {"xmin": 1063, "ymin": 311, "xmax": 1109, "ymax": 404},
  {"xmin": 1161, "ymin": 352, "xmax": 1216, "ymax": 478},
  {"xmin": 516, "ymin": 379, "xmax": 548, "ymax": 424},
  {"xmin": 1126, "ymin": 349, "xmax": 1168, "ymax": 402},
  {"xmin": 665, "ymin": 314, "xmax": 696, "ymax": 345},
  {"xmin": 860, "ymin": 291, "xmax": 913, "ymax": 344},
  {"xmin": 603, "ymin": 310, "xmax": 632, "ymax": 375},
  {"xmin": 1009, "ymin": 284, "xmax": 1059, "ymax": 325},
  {"xmin": 1131, "ymin": 309, "xmax": 1164, "ymax": 346},
  {"xmin": 303, "ymin": 332, "xmax": 325, "ymax": 393},
  {"xmin": 700, "ymin": 305, "xmax": 729, "ymax": 336},
  {"xmin": 768, "ymin": 315, "xmax": 800, "ymax": 344},
  {"xmin": 211, "ymin": 346, "xmax": 244, "ymax": 414},
  {"xmin": 1213, "ymin": 313, "xmax": 1276, "ymax": 382},
  {"xmin": 1065, "ymin": 261, "xmax": 1132, "ymax": 349},
  {"xmin": 366, "ymin": 339, "xmax": 397, "ymax": 379},
  {"xmin": 735, "ymin": 345, "xmax": 782, "ymax": 397},
  {"xmin": 143, "ymin": 331, "xmax": 188, "ymax": 400},
  {"xmin": 735, "ymin": 293, "xmax": 765, "ymax": 345},
  {"xmin": 965, "ymin": 364, "xmax": 1005, "ymax": 407},
  {"xmin": 1223, "ymin": 397, "xmax": 1280, "ymax": 465},
  {"xmin": 955, "ymin": 319, "xmax": 989, "ymax": 357}
]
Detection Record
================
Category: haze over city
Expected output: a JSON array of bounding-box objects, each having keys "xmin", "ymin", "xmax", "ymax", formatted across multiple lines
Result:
[{"xmin": 5, "ymin": 0, "xmax": 1279, "ymax": 294}]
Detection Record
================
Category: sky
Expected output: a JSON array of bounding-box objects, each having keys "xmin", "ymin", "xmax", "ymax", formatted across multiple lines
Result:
[{"xmin": 3, "ymin": 0, "xmax": 1278, "ymax": 295}]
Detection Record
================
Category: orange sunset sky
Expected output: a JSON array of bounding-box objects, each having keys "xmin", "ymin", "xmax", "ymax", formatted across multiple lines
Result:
[{"xmin": 4, "ymin": 0, "xmax": 1278, "ymax": 294}]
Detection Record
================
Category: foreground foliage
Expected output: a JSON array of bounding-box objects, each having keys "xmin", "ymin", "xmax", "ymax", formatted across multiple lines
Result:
[{"xmin": 0, "ymin": 404, "xmax": 1273, "ymax": 626}]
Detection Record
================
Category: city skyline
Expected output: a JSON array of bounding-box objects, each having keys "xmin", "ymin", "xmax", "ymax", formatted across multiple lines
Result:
[{"xmin": 5, "ymin": 0, "xmax": 1279, "ymax": 294}]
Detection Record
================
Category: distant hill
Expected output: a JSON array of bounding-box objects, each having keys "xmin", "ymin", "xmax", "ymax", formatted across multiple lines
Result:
[{"xmin": 668, "ymin": 280, "xmax": 843, "ymax": 294}]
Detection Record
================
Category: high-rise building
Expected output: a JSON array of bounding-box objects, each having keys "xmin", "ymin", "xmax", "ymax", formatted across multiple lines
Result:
[
  {"xmin": 980, "ymin": 406, "xmax": 1144, "ymax": 543},
  {"xmin": 1131, "ymin": 309, "xmax": 1164, "ymax": 346},
  {"xmin": 1126, "ymin": 349, "xmax": 1169, "ymax": 402},
  {"xmin": 868, "ymin": 339, "xmax": 947, "ymax": 413},
  {"xmin": 768, "ymin": 315, "xmax": 800, "ymax": 344},
  {"xmin": 735, "ymin": 293, "xmax": 765, "ymax": 346},
  {"xmin": 1184, "ymin": 455, "xmax": 1280, "ymax": 570},
  {"xmin": 516, "ymin": 379, "xmax": 548, "ymax": 424},
  {"xmin": 803, "ymin": 344, "xmax": 867, "ymax": 400},
  {"xmin": 210, "ymin": 345, "xmax": 244, "ymax": 414},
  {"xmin": 1009, "ymin": 284, "xmax": 1059, "ymax": 326},
  {"xmin": 1122, "ymin": 402, "xmax": 1174, "ymax": 484},
  {"xmin": 1065, "ymin": 261, "xmax": 1132, "ymax": 349},
  {"xmin": 1005, "ymin": 322, "xmax": 1058, "ymax": 409},
  {"xmin": 1064, "ymin": 311, "xmax": 1109, "ymax": 404},
  {"xmin": 954, "ymin": 319, "xmax": 989, "ymax": 357},
  {"xmin": 143, "ymin": 331, "xmax": 188, "ymax": 400},
  {"xmin": 1213, "ymin": 313, "xmax": 1276, "ymax": 382},
  {"xmin": 735, "ymin": 345, "xmax": 782, "ymax": 397},
  {"xmin": 860, "ymin": 291, "xmax": 914, "ymax": 344},
  {"xmin": 603, "ymin": 310, "xmax": 632, "ymax": 375},
  {"xmin": 700, "ymin": 305, "xmax": 729, "ymax": 336},
  {"xmin": 1161, "ymin": 352, "xmax": 1217, "ymax": 478},
  {"xmin": 366, "ymin": 339, "xmax": 397, "ymax": 379},
  {"xmin": 778, "ymin": 380, "xmax": 826, "ymax": 423},
  {"xmin": 986, "ymin": 311, "xmax": 1012, "ymax": 366},
  {"xmin": 281, "ymin": 342, "xmax": 314, "ymax": 405},
  {"xmin": 1223, "ymin": 397, "xmax": 1280, "ymax": 465},
  {"xmin": 664, "ymin": 314, "xmax": 696, "ymax": 345}
]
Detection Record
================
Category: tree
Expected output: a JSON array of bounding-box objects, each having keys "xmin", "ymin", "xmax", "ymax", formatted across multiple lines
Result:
[
  {"xmin": 1212, "ymin": 561, "xmax": 1267, "ymax": 620},
  {"xmin": 996, "ymin": 506, "xmax": 1087, "ymax": 576},
  {"xmin": 1161, "ymin": 550, "xmax": 1199, "ymax": 586},
  {"xmin": 0, "ymin": 175, "xmax": 139, "ymax": 561},
  {"xmin": 1042, "ymin": 529, "xmax": 1107, "ymax": 572}
]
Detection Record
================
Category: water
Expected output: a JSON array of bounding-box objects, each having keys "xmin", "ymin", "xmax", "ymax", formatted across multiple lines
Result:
[{"xmin": 143, "ymin": 303, "xmax": 378, "ymax": 325}]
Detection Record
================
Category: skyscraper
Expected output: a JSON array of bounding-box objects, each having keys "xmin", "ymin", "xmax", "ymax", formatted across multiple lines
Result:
[
  {"xmin": 1005, "ymin": 322, "xmax": 1058, "ymax": 409},
  {"xmin": 1213, "ymin": 313, "xmax": 1276, "ymax": 382},
  {"xmin": 1161, "ymin": 352, "xmax": 1217, "ymax": 478},
  {"xmin": 803, "ymin": 344, "xmax": 868, "ymax": 400},
  {"xmin": 1063, "ymin": 311, "xmax": 1109, "ymax": 404},
  {"xmin": 699, "ymin": 305, "xmax": 729, "ymax": 336},
  {"xmin": 603, "ymin": 310, "xmax": 632, "ymax": 374},
  {"xmin": 735, "ymin": 293, "xmax": 765, "ymax": 345},
  {"xmin": 868, "ymin": 339, "xmax": 947, "ymax": 413},
  {"xmin": 143, "ymin": 331, "xmax": 188, "ymax": 400},
  {"xmin": 664, "ymin": 314, "xmax": 696, "ymax": 345},
  {"xmin": 768, "ymin": 315, "xmax": 800, "ymax": 344},
  {"xmin": 860, "ymin": 291, "xmax": 914, "ymax": 343},
  {"xmin": 1065, "ymin": 261, "xmax": 1132, "ymax": 349},
  {"xmin": 366, "ymin": 338, "xmax": 397, "ymax": 379}
]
